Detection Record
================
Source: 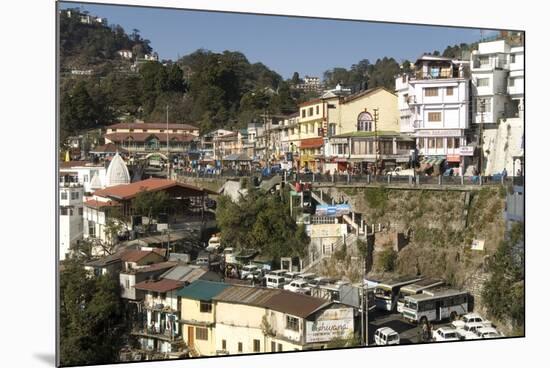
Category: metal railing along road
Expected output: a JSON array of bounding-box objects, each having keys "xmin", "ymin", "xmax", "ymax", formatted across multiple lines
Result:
[{"xmin": 175, "ymin": 169, "xmax": 523, "ymax": 188}]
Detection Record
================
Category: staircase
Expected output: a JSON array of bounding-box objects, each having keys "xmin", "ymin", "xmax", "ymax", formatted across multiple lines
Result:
[{"xmin": 302, "ymin": 233, "xmax": 358, "ymax": 273}]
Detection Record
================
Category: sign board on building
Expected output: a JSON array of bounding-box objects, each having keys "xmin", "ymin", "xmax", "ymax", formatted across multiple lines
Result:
[
  {"xmin": 315, "ymin": 204, "xmax": 351, "ymax": 217},
  {"xmin": 305, "ymin": 307, "xmax": 354, "ymax": 343},
  {"xmin": 471, "ymin": 239, "xmax": 485, "ymax": 251},
  {"xmin": 459, "ymin": 146, "xmax": 475, "ymax": 156},
  {"xmin": 331, "ymin": 138, "xmax": 348, "ymax": 144},
  {"xmin": 417, "ymin": 129, "xmax": 462, "ymax": 137}
]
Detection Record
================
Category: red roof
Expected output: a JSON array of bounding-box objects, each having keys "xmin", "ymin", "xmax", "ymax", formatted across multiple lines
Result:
[
  {"xmin": 92, "ymin": 178, "xmax": 217, "ymax": 201},
  {"xmin": 298, "ymin": 98, "xmax": 322, "ymax": 107},
  {"xmin": 121, "ymin": 250, "xmax": 160, "ymax": 262},
  {"xmin": 134, "ymin": 278, "xmax": 185, "ymax": 293},
  {"xmin": 84, "ymin": 199, "xmax": 120, "ymax": 209},
  {"xmin": 90, "ymin": 143, "xmax": 128, "ymax": 153},
  {"xmin": 300, "ymin": 137, "xmax": 324, "ymax": 149},
  {"xmin": 107, "ymin": 122, "xmax": 199, "ymax": 131},
  {"xmin": 104, "ymin": 132, "xmax": 196, "ymax": 143}
]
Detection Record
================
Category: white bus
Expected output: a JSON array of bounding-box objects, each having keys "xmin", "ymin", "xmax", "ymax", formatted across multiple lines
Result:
[
  {"xmin": 374, "ymin": 276, "xmax": 423, "ymax": 311},
  {"xmin": 401, "ymin": 288, "xmax": 469, "ymax": 325},
  {"xmin": 396, "ymin": 278, "xmax": 444, "ymax": 313}
]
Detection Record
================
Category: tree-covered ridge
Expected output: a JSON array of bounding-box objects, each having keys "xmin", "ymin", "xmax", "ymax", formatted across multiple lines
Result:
[
  {"xmin": 60, "ymin": 8, "xmax": 152, "ymax": 69},
  {"xmin": 59, "ymin": 8, "xmax": 479, "ymax": 140}
]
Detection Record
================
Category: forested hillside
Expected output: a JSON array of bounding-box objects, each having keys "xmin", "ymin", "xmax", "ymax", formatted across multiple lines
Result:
[{"xmin": 59, "ymin": 8, "xmax": 478, "ymax": 141}]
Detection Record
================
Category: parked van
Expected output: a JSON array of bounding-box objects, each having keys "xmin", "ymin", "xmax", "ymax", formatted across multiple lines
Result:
[
  {"xmin": 206, "ymin": 235, "xmax": 221, "ymax": 252},
  {"xmin": 268, "ymin": 269, "xmax": 287, "ymax": 277},
  {"xmin": 374, "ymin": 327, "xmax": 400, "ymax": 346},
  {"xmin": 266, "ymin": 275, "xmax": 287, "ymax": 289}
]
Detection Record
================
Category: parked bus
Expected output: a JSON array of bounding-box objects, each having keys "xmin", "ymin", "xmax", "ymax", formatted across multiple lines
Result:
[
  {"xmin": 396, "ymin": 278, "xmax": 445, "ymax": 313},
  {"xmin": 374, "ymin": 276, "xmax": 423, "ymax": 311},
  {"xmin": 401, "ymin": 288, "xmax": 469, "ymax": 325}
]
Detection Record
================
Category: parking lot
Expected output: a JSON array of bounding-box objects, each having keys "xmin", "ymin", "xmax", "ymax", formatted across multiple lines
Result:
[{"xmin": 367, "ymin": 309, "xmax": 448, "ymax": 345}]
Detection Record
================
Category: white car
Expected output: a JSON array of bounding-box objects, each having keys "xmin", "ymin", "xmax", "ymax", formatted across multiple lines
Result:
[
  {"xmin": 283, "ymin": 271, "xmax": 301, "ymax": 283},
  {"xmin": 432, "ymin": 327, "xmax": 460, "ymax": 342},
  {"xmin": 451, "ymin": 313, "xmax": 492, "ymax": 329},
  {"xmin": 266, "ymin": 275, "xmax": 286, "ymax": 289},
  {"xmin": 474, "ymin": 327, "xmax": 502, "ymax": 339},
  {"xmin": 455, "ymin": 322, "xmax": 486, "ymax": 340},
  {"xmin": 284, "ymin": 279, "xmax": 311, "ymax": 294},
  {"xmin": 206, "ymin": 235, "xmax": 221, "ymax": 252},
  {"xmin": 374, "ymin": 327, "xmax": 400, "ymax": 346},
  {"xmin": 241, "ymin": 265, "xmax": 259, "ymax": 279},
  {"xmin": 386, "ymin": 167, "xmax": 415, "ymax": 176}
]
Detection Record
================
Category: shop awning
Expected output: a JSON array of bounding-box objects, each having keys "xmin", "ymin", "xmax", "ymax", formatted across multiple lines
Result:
[
  {"xmin": 300, "ymin": 137, "xmax": 324, "ymax": 149},
  {"xmin": 420, "ymin": 157, "xmax": 445, "ymax": 166},
  {"xmin": 223, "ymin": 153, "xmax": 252, "ymax": 161}
]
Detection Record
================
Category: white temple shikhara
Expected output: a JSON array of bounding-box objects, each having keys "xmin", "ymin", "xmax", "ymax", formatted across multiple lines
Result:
[{"xmin": 105, "ymin": 152, "xmax": 130, "ymax": 187}]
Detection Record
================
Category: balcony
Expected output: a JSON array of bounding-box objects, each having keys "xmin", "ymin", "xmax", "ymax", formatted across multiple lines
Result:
[
  {"xmin": 415, "ymin": 68, "xmax": 454, "ymax": 80},
  {"xmin": 472, "ymin": 57, "xmax": 507, "ymax": 70},
  {"xmin": 131, "ymin": 327, "xmax": 180, "ymax": 342}
]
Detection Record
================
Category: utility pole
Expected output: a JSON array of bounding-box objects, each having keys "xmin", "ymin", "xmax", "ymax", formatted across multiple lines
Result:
[
  {"xmin": 166, "ymin": 104, "xmax": 170, "ymax": 178},
  {"xmin": 373, "ymin": 108, "xmax": 380, "ymax": 175},
  {"xmin": 478, "ymin": 99, "xmax": 485, "ymax": 175}
]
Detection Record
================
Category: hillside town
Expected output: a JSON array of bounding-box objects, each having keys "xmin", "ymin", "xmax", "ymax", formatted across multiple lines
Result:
[{"xmin": 58, "ymin": 8, "xmax": 524, "ymax": 364}]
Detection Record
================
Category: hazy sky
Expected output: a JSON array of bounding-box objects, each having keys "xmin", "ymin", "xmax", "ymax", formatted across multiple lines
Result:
[{"xmin": 60, "ymin": 2, "xmax": 501, "ymax": 79}]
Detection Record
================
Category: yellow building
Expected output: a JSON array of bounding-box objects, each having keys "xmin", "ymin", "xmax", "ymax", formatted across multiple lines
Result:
[
  {"xmin": 323, "ymin": 87, "xmax": 414, "ymax": 173},
  {"xmin": 297, "ymin": 99, "xmax": 325, "ymax": 170},
  {"xmin": 177, "ymin": 280, "xmax": 231, "ymax": 357}
]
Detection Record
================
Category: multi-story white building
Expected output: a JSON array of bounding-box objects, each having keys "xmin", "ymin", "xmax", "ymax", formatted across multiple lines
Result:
[
  {"xmin": 396, "ymin": 55, "xmax": 473, "ymax": 171},
  {"xmin": 470, "ymin": 38, "xmax": 524, "ymax": 174},
  {"xmin": 59, "ymin": 174, "xmax": 84, "ymax": 261},
  {"xmin": 59, "ymin": 162, "xmax": 107, "ymax": 194}
]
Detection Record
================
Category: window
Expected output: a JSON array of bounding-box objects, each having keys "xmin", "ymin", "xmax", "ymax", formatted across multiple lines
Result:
[
  {"xmin": 477, "ymin": 98, "xmax": 492, "ymax": 112},
  {"xmin": 428, "ymin": 112, "xmax": 441, "ymax": 122},
  {"xmin": 253, "ymin": 339, "xmax": 260, "ymax": 352},
  {"xmin": 61, "ymin": 191, "xmax": 68, "ymax": 200},
  {"xmin": 88, "ymin": 223, "xmax": 95, "ymax": 237},
  {"xmin": 424, "ymin": 88, "xmax": 438, "ymax": 97},
  {"xmin": 428, "ymin": 138, "xmax": 435, "ymax": 149},
  {"xmin": 69, "ymin": 208, "xmax": 73, "ymax": 216},
  {"xmin": 84, "ymin": 175, "xmax": 89, "ymax": 182},
  {"xmin": 160, "ymin": 292, "xmax": 166, "ymax": 300},
  {"xmin": 60, "ymin": 208, "xmax": 68, "ymax": 216},
  {"xmin": 510, "ymin": 54, "xmax": 516, "ymax": 63},
  {"xmin": 308, "ymin": 107, "xmax": 313, "ymax": 116},
  {"xmin": 509, "ymin": 78, "xmax": 515, "ymax": 87},
  {"xmin": 447, "ymin": 137, "xmax": 460, "ymax": 149},
  {"xmin": 418, "ymin": 138, "xmax": 425, "ymax": 149},
  {"xmin": 316, "ymin": 105, "xmax": 319, "ymax": 115},
  {"xmin": 271, "ymin": 341, "xmax": 276, "ymax": 352},
  {"xmin": 479, "ymin": 57, "xmax": 490, "ymax": 65},
  {"xmin": 357, "ymin": 111, "xmax": 373, "ymax": 131},
  {"xmin": 200, "ymin": 301, "xmax": 212, "ymax": 313},
  {"xmin": 403, "ymin": 94, "xmax": 408, "ymax": 103},
  {"xmin": 477, "ymin": 78, "xmax": 489, "ymax": 87},
  {"xmin": 71, "ymin": 192, "xmax": 79, "ymax": 200},
  {"xmin": 222, "ymin": 340, "xmax": 227, "ymax": 350},
  {"xmin": 196, "ymin": 327, "xmax": 208, "ymax": 341},
  {"xmin": 278, "ymin": 343, "xmax": 283, "ymax": 352},
  {"xmin": 286, "ymin": 315, "xmax": 299, "ymax": 331},
  {"xmin": 125, "ymin": 279, "xmax": 130, "ymax": 289},
  {"xmin": 78, "ymin": 208, "xmax": 83, "ymax": 216},
  {"xmin": 238, "ymin": 342, "xmax": 243, "ymax": 353},
  {"xmin": 301, "ymin": 110, "xmax": 306, "ymax": 118},
  {"xmin": 328, "ymin": 123, "xmax": 336, "ymax": 137},
  {"xmin": 436, "ymin": 138, "xmax": 443, "ymax": 149},
  {"xmin": 446, "ymin": 87, "xmax": 454, "ymax": 96}
]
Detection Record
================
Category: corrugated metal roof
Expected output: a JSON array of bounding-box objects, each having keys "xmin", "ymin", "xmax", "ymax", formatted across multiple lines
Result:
[
  {"xmin": 264, "ymin": 290, "xmax": 329, "ymax": 318},
  {"xmin": 177, "ymin": 280, "xmax": 230, "ymax": 301},
  {"xmin": 213, "ymin": 285, "xmax": 281, "ymax": 307},
  {"xmin": 213, "ymin": 285, "xmax": 330, "ymax": 318}
]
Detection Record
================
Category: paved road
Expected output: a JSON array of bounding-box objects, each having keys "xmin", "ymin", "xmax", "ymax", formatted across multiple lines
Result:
[{"xmin": 368, "ymin": 309, "xmax": 448, "ymax": 345}]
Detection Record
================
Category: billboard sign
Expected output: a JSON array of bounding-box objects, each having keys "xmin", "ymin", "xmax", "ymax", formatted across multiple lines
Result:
[{"xmin": 305, "ymin": 307, "xmax": 354, "ymax": 343}]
